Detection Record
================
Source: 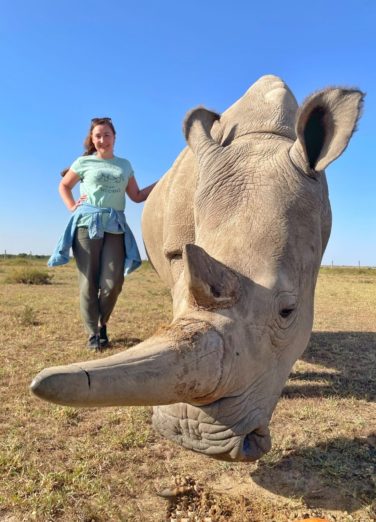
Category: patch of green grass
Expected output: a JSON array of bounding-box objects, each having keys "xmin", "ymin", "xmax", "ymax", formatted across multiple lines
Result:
[
  {"xmin": 6, "ymin": 462, "xmax": 112, "ymax": 519},
  {"xmin": 52, "ymin": 406, "xmax": 82, "ymax": 426}
]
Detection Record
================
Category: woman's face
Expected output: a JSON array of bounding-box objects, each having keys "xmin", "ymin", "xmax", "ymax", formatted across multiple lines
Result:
[{"xmin": 91, "ymin": 124, "xmax": 115, "ymax": 158}]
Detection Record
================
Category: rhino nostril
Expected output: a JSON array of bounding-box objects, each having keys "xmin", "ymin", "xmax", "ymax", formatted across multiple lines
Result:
[
  {"xmin": 243, "ymin": 434, "xmax": 252, "ymax": 454},
  {"xmin": 242, "ymin": 427, "xmax": 272, "ymax": 460}
]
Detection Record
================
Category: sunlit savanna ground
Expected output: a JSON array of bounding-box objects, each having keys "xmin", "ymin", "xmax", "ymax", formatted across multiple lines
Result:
[{"xmin": 0, "ymin": 259, "xmax": 375, "ymax": 521}]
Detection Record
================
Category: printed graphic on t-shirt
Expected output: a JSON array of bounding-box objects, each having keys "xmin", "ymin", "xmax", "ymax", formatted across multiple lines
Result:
[{"xmin": 94, "ymin": 170, "xmax": 126, "ymax": 193}]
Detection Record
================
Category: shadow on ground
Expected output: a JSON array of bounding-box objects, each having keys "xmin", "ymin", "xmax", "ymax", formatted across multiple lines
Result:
[
  {"xmin": 255, "ymin": 331, "xmax": 376, "ymax": 514},
  {"xmin": 110, "ymin": 336, "xmax": 143, "ymax": 349},
  {"xmin": 251, "ymin": 435, "xmax": 376, "ymax": 513},
  {"xmin": 283, "ymin": 331, "xmax": 376, "ymax": 401}
]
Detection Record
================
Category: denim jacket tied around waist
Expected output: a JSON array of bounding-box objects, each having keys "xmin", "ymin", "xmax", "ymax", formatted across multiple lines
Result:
[{"xmin": 48, "ymin": 203, "xmax": 141, "ymax": 275}]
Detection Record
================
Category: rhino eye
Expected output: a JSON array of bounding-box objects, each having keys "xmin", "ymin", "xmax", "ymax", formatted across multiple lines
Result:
[
  {"xmin": 279, "ymin": 307, "xmax": 295, "ymax": 319},
  {"xmin": 166, "ymin": 250, "xmax": 182, "ymax": 262}
]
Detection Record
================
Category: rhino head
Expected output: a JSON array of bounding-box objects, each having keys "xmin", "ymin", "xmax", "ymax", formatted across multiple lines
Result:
[{"xmin": 31, "ymin": 76, "xmax": 363, "ymax": 462}]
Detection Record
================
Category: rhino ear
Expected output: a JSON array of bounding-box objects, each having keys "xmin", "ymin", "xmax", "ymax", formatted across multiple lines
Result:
[
  {"xmin": 291, "ymin": 88, "xmax": 364, "ymax": 173},
  {"xmin": 183, "ymin": 107, "xmax": 222, "ymax": 159},
  {"xmin": 183, "ymin": 244, "xmax": 240, "ymax": 308}
]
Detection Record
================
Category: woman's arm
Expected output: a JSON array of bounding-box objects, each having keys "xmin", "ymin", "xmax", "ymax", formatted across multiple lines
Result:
[
  {"xmin": 126, "ymin": 176, "xmax": 157, "ymax": 203},
  {"xmin": 59, "ymin": 169, "xmax": 86, "ymax": 211}
]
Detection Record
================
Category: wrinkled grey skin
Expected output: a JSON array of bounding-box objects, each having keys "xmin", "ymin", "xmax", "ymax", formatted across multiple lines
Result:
[{"xmin": 31, "ymin": 76, "xmax": 364, "ymax": 462}]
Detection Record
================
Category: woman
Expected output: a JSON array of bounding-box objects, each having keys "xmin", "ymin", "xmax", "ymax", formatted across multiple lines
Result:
[{"xmin": 57, "ymin": 117, "xmax": 156, "ymax": 351}]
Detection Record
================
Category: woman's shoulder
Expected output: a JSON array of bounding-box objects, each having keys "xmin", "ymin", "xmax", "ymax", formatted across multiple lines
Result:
[
  {"xmin": 114, "ymin": 156, "xmax": 134, "ymax": 173},
  {"xmin": 70, "ymin": 154, "xmax": 97, "ymax": 176},
  {"xmin": 114, "ymin": 155, "xmax": 131, "ymax": 164},
  {"xmin": 71, "ymin": 154, "xmax": 93, "ymax": 166}
]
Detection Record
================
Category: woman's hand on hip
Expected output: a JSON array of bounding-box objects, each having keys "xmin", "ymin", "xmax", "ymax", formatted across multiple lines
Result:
[{"xmin": 70, "ymin": 195, "xmax": 87, "ymax": 212}]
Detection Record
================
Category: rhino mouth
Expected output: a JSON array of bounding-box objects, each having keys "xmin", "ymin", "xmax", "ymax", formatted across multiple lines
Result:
[
  {"xmin": 240, "ymin": 425, "xmax": 272, "ymax": 461},
  {"xmin": 153, "ymin": 404, "xmax": 271, "ymax": 462}
]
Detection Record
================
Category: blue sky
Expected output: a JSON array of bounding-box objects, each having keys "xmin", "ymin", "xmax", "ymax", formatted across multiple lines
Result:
[{"xmin": 0, "ymin": 0, "xmax": 375, "ymax": 265}]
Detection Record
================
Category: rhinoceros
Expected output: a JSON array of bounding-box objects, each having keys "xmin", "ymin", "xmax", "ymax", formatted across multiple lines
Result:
[{"xmin": 31, "ymin": 75, "xmax": 364, "ymax": 462}]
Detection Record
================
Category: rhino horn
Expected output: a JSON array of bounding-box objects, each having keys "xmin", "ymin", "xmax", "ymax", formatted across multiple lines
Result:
[
  {"xmin": 184, "ymin": 244, "xmax": 240, "ymax": 308},
  {"xmin": 30, "ymin": 325, "xmax": 224, "ymax": 408}
]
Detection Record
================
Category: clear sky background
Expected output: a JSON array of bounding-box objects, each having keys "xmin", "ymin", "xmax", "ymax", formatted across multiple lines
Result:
[{"xmin": 0, "ymin": 0, "xmax": 375, "ymax": 265}]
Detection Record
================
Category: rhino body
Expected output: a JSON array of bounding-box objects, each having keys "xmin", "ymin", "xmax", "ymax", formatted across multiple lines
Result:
[{"xmin": 31, "ymin": 76, "xmax": 363, "ymax": 462}]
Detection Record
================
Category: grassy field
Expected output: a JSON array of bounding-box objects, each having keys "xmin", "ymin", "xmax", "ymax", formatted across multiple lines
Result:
[{"xmin": 0, "ymin": 260, "xmax": 375, "ymax": 521}]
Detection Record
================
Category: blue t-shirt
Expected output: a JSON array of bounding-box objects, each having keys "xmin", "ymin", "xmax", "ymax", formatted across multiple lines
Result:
[{"xmin": 70, "ymin": 154, "xmax": 134, "ymax": 229}]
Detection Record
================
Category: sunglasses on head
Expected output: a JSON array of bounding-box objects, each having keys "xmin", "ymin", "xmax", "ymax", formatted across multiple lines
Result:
[{"xmin": 91, "ymin": 117, "xmax": 112, "ymax": 123}]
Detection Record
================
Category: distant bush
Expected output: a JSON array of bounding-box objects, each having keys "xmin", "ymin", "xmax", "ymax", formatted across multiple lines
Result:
[
  {"xmin": 5, "ymin": 268, "xmax": 53, "ymax": 285},
  {"xmin": 0, "ymin": 255, "xmax": 50, "ymax": 265},
  {"xmin": 2, "ymin": 258, "xmax": 32, "ymax": 266}
]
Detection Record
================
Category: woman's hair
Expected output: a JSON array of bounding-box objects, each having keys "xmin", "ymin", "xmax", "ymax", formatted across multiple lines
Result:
[{"xmin": 60, "ymin": 117, "xmax": 116, "ymax": 177}]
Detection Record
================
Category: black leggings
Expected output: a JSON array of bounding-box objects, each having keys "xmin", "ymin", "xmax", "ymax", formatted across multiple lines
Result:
[{"xmin": 72, "ymin": 228, "xmax": 125, "ymax": 335}]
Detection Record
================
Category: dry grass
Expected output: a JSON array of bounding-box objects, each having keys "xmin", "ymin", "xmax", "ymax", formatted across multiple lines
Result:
[
  {"xmin": 0, "ymin": 260, "xmax": 375, "ymax": 521},
  {"xmin": 5, "ymin": 267, "xmax": 53, "ymax": 285}
]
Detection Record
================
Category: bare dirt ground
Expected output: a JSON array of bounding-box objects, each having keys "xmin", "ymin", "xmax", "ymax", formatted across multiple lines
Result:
[{"xmin": 0, "ymin": 260, "xmax": 375, "ymax": 521}]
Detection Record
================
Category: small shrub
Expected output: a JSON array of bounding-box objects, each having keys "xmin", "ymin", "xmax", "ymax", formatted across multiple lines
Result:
[
  {"xmin": 18, "ymin": 305, "xmax": 39, "ymax": 326},
  {"xmin": 6, "ymin": 268, "xmax": 53, "ymax": 285}
]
